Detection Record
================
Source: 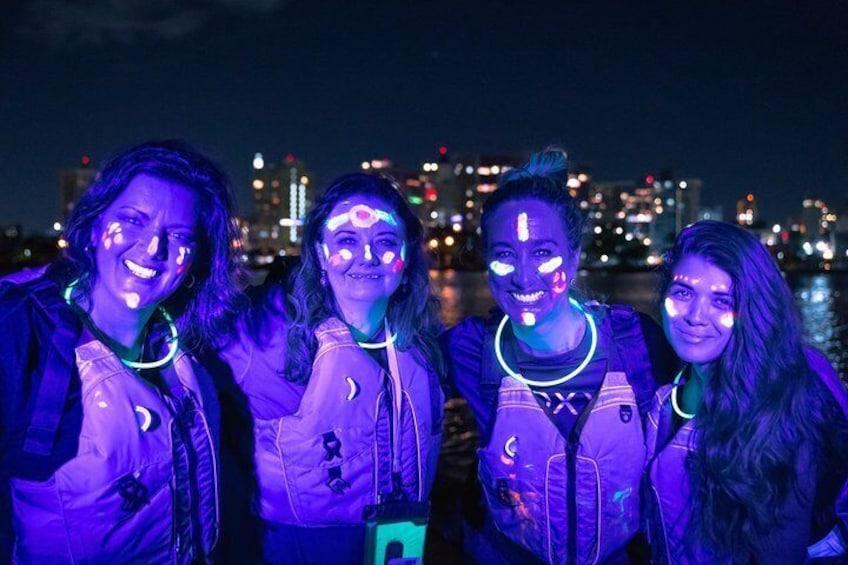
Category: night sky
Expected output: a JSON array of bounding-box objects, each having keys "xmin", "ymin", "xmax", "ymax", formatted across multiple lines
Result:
[{"xmin": 2, "ymin": 0, "xmax": 846, "ymax": 233}]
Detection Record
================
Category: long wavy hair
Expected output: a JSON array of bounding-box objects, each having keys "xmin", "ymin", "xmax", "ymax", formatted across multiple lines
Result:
[
  {"xmin": 481, "ymin": 148, "xmax": 587, "ymax": 300},
  {"xmin": 283, "ymin": 172, "xmax": 443, "ymax": 384},
  {"xmin": 62, "ymin": 140, "xmax": 246, "ymax": 350},
  {"xmin": 659, "ymin": 220, "xmax": 847, "ymax": 559}
]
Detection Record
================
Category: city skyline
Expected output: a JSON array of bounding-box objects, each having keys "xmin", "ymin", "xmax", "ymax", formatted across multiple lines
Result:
[{"xmin": 2, "ymin": 1, "xmax": 846, "ymax": 232}]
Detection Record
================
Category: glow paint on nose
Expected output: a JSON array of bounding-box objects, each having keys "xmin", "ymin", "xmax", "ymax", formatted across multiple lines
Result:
[
  {"xmin": 322, "ymin": 243, "xmax": 331, "ymax": 260},
  {"xmin": 146, "ymin": 235, "xmax": 160, "ymax": 256},
  {"xmin": 520, "ymin": 311, "xmax": 536, "ymax": 326},
  {"xmin": 489, "ymin": 260, "xmax": 515, "ymax": 277},
  {"xmin": 381, "ymin": 251, "xmax": 396, "ymax": 265},
  {"xmin": 364, "ymin": 244, "xmax": 372, "ymax": 261},
  {"xmin": 552, "ymin": 271, "xmax": 568, "ymax": 294},
  {"xmin": 516, "ymin": 212, "xmax": 529, "ymax": 242},
  {"xmin": 719, "ymin": 312, "xmax": 735, "ymax": 329},
  {"xmin": 537, "ymin": 256, "xmax": 563, "ymax": 274},
  {"xmin": 664, "ymin": 297, "xmax": 680, "ymax": 318},
  {"xmin": 125, "ymin": 292, "xmax": 140, "ymax": 309}
]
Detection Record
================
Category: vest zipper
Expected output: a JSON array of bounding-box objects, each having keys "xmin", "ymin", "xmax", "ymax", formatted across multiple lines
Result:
[{"xmin": 566, "ymin": 436, "xmax": 578, "ymax": 565}]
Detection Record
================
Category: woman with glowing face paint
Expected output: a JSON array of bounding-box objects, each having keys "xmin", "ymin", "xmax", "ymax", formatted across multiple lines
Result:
[
  {"xmin": 644, "ymin": 220, "xmax": 848, "ymax": 563},
  {"xmin": 0, "ymin": 141, "xmax": 244, "ymax": 563},
  {"xmin": 217, "ymin": 173, "xmax": 444, "ymax": 565},
  {"xmin": 442, "ymin": 149, "xmax": 676, "ymax": 564}
]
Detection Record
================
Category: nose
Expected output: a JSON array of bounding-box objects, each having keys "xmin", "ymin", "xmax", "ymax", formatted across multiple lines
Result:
[
  {"xmin": 359, "ymin": 243, "xmax": 378, "ymax": 265},
  {"xmin": 145, "ymin": 230, "xmax": 168, "ymax": 260},
  {"xmin": 513, "ymin": 253, "xmax": 536, "ymax": 289},
  {"xmin": 683, "ymin": 296, "xmax": 709, "ymax": 325}
]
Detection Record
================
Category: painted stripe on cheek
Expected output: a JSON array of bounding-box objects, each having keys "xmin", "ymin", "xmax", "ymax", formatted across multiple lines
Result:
[
  {"xmin": 537, "ymin": 256, "xmax": 563, "ymax": 274},
  {"xmin": 664, "ymin": 297, "xmax": 680, "ymax": 318},
  {"xmin": 489, "ymin": 261, "xmax": 515, "ymax": 277}
]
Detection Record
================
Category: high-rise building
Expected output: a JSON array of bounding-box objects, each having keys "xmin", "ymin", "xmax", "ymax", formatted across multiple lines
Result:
[
  {"xmin": 736, "ymin": 193, "xmax": 759, "ymax": 226},
  {"xmin": 249, "ymin": 152, "xmax": 311, "ymax": 256},
  {"xmin": 60, "ymin": 155, "xmax": 96, "ymax": 222}
]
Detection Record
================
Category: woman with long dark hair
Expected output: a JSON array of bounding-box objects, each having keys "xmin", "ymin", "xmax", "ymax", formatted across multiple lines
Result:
[
  {"xmin": 442, "ymin": 149, "xmax": 675, "ymax": 564},
  {"xmin": 646, "ymin": 220, "xmax": 848, "ymax": 563},
  {"xmin": 0, "ymin": 140, "xmax": 244, "ymax": 562},
  {"xmin": 218, "ymin": 172, "xmax": 444, "ymax": 564}
]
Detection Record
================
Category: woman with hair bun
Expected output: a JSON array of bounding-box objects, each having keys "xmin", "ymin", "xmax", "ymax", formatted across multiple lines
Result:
[
  {"xmin": 645, "ymin": 220, "xmax": 848, "ymax": 563},
  {"xmin": 442, "ymin": 149, "xmax": 675, "ymax": 564}
]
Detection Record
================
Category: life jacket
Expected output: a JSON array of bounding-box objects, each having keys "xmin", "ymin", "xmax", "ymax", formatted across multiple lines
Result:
[
  {"xmin": 252, "ymin": 317, "xmax": 444, "ymax": 526},
  {"xmin": 3, "ymin": 274, "xmax": 220, "ymax": 564},
  {"xmin": 645, "ymin": 349, "xmax": 848, "ymax": 564},
  {"xmin": 476, "ymin": 307, "xmax": 650, "ymax": 564}
]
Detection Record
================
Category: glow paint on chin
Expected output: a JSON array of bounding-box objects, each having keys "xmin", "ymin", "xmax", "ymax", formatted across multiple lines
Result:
[
  {"xmin": 125, "ymin": 293, "xmax": 141, "ymax": 309},
  {"xmin": 520, "ymin": 311, "xmax": 536, "ymax": 326},
  {"xmin": 146, "ymin": 235, "xmax": 160, "ymax": 256},
  {"xmin": 664, "ymin": 297, "xmax": 680, "ymax": 318},
  {"xmin": 364, "ymin": 244, "xmax": 372, "ymax": 261},
  {"xmin": 719, "ymin": 312, "xmax": 735, "ymax": 329},
  {"xmin": 489, "ymin": 260, "xmax": 515, "ymax": 277},
  {"xmin": 516, "ymin": 212, "xmax": 529, "ymax": 242},
  {"xmin": 551, "ymin": 271, "xmax": 568, "ymax": 294},
  {"xmin": 538, "ymin": 256, "xmax": 563, "ymax": 274}
]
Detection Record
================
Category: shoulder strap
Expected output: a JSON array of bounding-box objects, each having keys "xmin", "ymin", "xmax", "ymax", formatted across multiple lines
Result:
[
  {"xmin": 22, "ymin": 278, "xmax": 82, "ymax": 456},
  {"xmin": 607, "ymin": 304, "xmax": 655, "ymax": 417}
]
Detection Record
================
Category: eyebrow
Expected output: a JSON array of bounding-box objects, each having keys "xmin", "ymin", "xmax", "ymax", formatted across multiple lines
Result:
[
  {"xmin": 118, "ymin": 206, "xmax": 195, "ymax": 231},
  {"xmin": 670, "ymin": 280, "xmax": 732, "ymax": 297}
]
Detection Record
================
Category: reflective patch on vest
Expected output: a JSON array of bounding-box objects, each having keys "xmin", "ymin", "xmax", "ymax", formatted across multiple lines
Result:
[
  {"xmin": 133, "ymin": 405, "xmax": 160, "ymax": 432},
  {"xmin": 116, "ymin": 473, "xmax": 149, "ymax": 513},
  {"xmin": 345, "ymin": 376, "xmax": 360, "ymax": 400},
  {"xmin": 619, "ymin": 405, "xmax": 633, "ymax": 423},
  {"xmin": 504, "ymin": 435, "xmax": 518, "ymax": 459},
  {"xmin": 326, "ymin": 466, "xmax": 351, "ymax": 494}
]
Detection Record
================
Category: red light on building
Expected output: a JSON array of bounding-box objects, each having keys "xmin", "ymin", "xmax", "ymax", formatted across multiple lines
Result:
[
  {"xmin": 746, "ymin": 193, "xmax": 754, "ymax": 202},
  {"xmin": 81, "ymin": 155, "xmax": 91, "ymax": 166},
  {"xmin": 285, "ymin": 153, "xmax": 295, "ymax": 163},
  {"xmin": 425, "ymin": 187, "xmax": 437, "ymax": 202},
  {"xmin": 439, "ymin": 146, "xmax": 447, "ymax": 155}
]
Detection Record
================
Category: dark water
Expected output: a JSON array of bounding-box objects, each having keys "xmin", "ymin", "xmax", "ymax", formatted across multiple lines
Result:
[{"xmin": 430, "ymin": 269, "xmax": 848, "ymax": 380}]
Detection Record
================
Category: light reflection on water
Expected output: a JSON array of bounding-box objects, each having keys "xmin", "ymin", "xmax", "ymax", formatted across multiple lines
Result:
[{"xmin": 431, "ymin": 269, "xmax": 848, "ymax": 380}]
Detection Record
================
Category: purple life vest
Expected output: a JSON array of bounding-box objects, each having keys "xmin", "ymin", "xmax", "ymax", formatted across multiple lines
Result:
[
  {"xmin": 252, "ymin": 317, "xmax": 443, "ymax": 526},
  {"xmin": 478, "ymin": 369, "xmax": 645, "ymax": 564},
  {"xmin": 9, "ymin": 342, "xmax": 219, "ymax": 564}
]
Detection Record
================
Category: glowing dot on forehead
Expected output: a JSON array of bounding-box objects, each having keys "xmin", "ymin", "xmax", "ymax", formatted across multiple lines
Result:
[
  {"xmin": 325, "ymin": 204, "xmax": 399, "ymax": 232},
  {"xmin": 516, "ymin": 212, "xmax": 529, "ymax": 242},
  {"xmin": 125, "ymin": 293, "xmax": 140, "ymax": 309},
  {"xmin": 719, "ymin": 312, "xmax": 735, "ymax": 329},
  {"xmin": 381, "ymin": 251, "xmax": 396, "ymax": 265},
  {"xmin": 664, "ymin": 297, "xmax": 680, "ymax": 318},
  {"xmin": 146, "ymin": 236, "xmax": 160, "ymax": 256},
  {"xmin": 520, "ymin": 312, "xmax": 536, "ymax": 326},
  {"xmin": 489, "ymin": 260, "xmax": 515, "ymax": 277},
  {"xmin": 537, "ymin": 256, "xmax": 563, "ymax": 275}
]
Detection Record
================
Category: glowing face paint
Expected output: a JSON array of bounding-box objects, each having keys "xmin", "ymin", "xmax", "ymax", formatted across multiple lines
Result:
[
  {"xmin": 719, "ymin": 312, "xmax": 735, "ymax": 329},
  {"xmin": 489, "ymin": 260, "xmax": 515, "ymax": 277},
  {"xmin": 400, "ymin": 243, "xmax": 407, "ymax": 262},
  {"xmin": 364, "ymin": 244, "xmax": 372, "ymax": 261},
  {"xmin": 381, "ymin": 251, "xmax": 396, "ymax": 265},
  {"xmin": 146, "ymin": 235, "xmax": 160, "ymax": 256},
  {"xmin": 322, "ymin": 243, "xmax": 331, "ymax": 260},
  {"xmin": 664, "ymin": 296, "xmax": 680, "ymax": 318},
  {"xmin": 520, "ymin": 311, "xmax": 536, "ymax": 326},
  {"xmin": 326, "ymin": 204, "xmax": 399, "ymax": 232},
  {"xmin": 175, "ymin": 246, "xmax": 191, "ymax": 266},
  {"xmin": 328, "ymin": 248, "xmax": 353, "ymax": 267},
  {"xmin": 516, "ymin": 212, "xmax": 529, "ymax": 242},
  {"xmin": 552, "ymin": 271, "xmax": 568, "ymax": 294},
  {"xmin": 537, "ymin": 256, "xmax": 563, "ymax": 274},
  {"xmin": 125, "ymin": 292, "xmax": 141, "ymax": 309}
]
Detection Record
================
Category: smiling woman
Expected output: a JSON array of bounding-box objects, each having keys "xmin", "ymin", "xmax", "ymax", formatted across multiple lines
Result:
[
  {"xmin": 645, "ymin": 220, "xmax": 848, "ymax": 563},
  {"xmin": 0, "ymin": 140, "xmax": 245, "ymax": 563},
  {"xmin": 442, "ymin": 149, "xmax": 676, "ymax": 564},
  {"xmin": 215, "ymin": 172, "xmax": 445, "ymax": 565}
]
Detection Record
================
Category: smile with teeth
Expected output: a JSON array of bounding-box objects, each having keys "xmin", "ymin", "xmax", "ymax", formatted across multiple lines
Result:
[
  {"xmin": 511, "ymin": 290, "xmax": 545, "ymax": 304},
  {"xmin": 124, "ymin": 259, "xmax": 160, "ymax": 280},
  {"xmin": 348, "ymin": 273, "xmax": 382, "ymax": 280}
]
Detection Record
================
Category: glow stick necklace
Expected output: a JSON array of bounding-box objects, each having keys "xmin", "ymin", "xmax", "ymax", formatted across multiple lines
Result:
[
  {"xmin": 357, "ymin": 327, "xmax": 398, "ymax": 349},
  {"xmin": 671, "ymin": 369, "xmax": 696, "ymax": 419},
  {"xmin": 494, "ymin": 297, "xmax": 598, "ymax": 388},
  {"xmin": 63, "ymin": 280, "xmax": 179, "ymax": 370}
]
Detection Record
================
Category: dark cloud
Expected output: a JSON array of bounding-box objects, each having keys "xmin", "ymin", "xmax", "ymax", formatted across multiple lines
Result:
[{"xmin": 19, "ymin": 0, "xmax": 289, "ymax": 47}]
